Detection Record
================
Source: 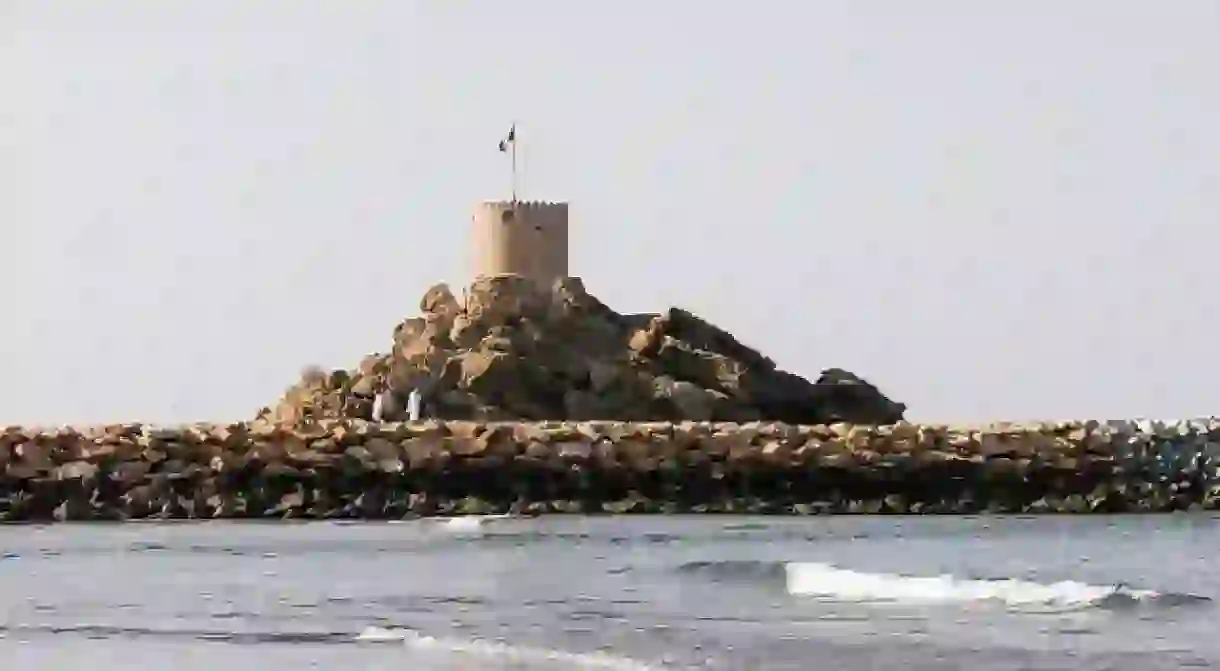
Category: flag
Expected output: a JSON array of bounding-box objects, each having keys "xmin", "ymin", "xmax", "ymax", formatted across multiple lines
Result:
[{"xmin": 498, "ymin": 124, "xmax": 516, "ymax": 152}]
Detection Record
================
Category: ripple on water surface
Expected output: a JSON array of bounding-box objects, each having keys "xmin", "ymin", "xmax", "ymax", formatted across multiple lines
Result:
[{"xmin": 0, "ymin": 516, "xmax": 1218, "ymax": 670}]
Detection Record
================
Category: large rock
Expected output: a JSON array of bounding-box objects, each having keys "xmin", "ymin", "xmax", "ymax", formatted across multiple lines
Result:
[
  {"xmin": 810, "ymin": 368, "xmax": 907, "ymax": 424},
  {"xmin": 260, "ymin": 275, "xmax": 907, "ymax": 425},
  {"xmin": 420, "ymin": 282, "xmax": 460, "ymax": 318}
]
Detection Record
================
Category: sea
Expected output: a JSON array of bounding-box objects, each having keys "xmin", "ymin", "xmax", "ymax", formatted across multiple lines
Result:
[{"xmin": 1, "ymin": 515, "xmax": 1217, "ymax": 670}]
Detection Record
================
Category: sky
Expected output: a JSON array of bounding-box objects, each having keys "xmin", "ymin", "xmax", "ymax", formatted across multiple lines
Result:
[{"xmin": 2, "ymin": 1, "xmax": 1218, "ymax": 425}]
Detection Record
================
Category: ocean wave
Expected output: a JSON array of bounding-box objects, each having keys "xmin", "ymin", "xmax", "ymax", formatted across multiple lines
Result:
[
  {"xmin": 783, "ymin": 562, "xmax": 1210, "ymax": 610},
  {"xmin": 356, "ymin": 626, "xmax": 665, "ymax": 670},
  {"xmin": 674, "ymin": 560, "xmax": 1210, "ymax": 611},
  {"xmin": 420, "ymin": 514, "xmax": 514, "ymax": 532}
]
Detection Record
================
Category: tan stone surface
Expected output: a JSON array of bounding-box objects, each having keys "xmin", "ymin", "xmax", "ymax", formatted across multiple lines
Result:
[
  {"xmin": 1, "ymin": 417, "xmax": 1215, "ymax": 519},
  {"xmin": 259, "ymin": 277, "xmax": 907, "ymax": 427}
]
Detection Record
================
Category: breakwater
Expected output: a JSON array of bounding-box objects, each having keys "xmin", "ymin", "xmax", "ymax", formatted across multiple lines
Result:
[{"xmin": 2, "ymin": 419, "xmax": 1219, "ymax": 521}]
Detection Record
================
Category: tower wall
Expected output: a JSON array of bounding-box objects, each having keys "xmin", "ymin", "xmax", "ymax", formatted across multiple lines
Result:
[{"xmin": 470, "ymin": 200, "xmax": 569, "ymax": 288}]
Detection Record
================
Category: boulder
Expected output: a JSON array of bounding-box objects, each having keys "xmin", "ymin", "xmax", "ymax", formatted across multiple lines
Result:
[
  {"xmin": 464, "ymin": 275, "xmax": 547, "ymax": 328},
  {"xmin": 261, "ymin": 276, "xmax": 907, "ymax": 425},
  {"xmin": 810, "ymin": 368, "xmax": 907, "ymax": 424},
  {"xmin": 653, "ymin": 376, "xmax": 715, "ymax": 421},
  {"xmin": 420, "ymin": 282, "xmax": 460, "ymax": 318},
  {"xmin": 448, "ymin": 349, "xmax": 520, "ymax": 398}
]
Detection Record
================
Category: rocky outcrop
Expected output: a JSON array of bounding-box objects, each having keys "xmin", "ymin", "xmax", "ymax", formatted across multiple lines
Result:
[
  {"xmin": 1, "ymin": 419, "xmax": 1217, "ymax": 521},
  {"xmin": 258, "ymin": 276, "xmax": 906, "ymax": 426}
]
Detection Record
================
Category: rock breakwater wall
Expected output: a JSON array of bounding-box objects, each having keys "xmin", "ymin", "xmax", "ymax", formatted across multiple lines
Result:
[{"xmin": 2, "ymin": 419, "xmax": 1218, "ymax": 521}]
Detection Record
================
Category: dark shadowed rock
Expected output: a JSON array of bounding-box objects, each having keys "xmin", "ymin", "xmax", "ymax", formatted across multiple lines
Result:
[{"xmin": 811, "ymin": 368, "xmax": 907, "ymax": 424}]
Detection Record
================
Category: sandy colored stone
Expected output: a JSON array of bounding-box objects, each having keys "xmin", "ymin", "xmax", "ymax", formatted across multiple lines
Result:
[
  {"xmin": 420, "ymin": 282, "xmax": 460, "ymax": 317},
  {"xmin": 446, "ymin": 436, "xmax": 486, "ymax": 457},
  {"xmin": 523, "ymin": 440, "xmax": 552, "ymax": 459},
  {"xmin": 285, "ymin": 449, "xmax": 334, "ymax": 468},
  {"xmin": 475, "ymin": 425, "xmax": 521, "ymax": 457},
  {"xmin": 259, "ymin": 279, "xmax": 906, "ymax": 426},
  {"xmin": 758, "ymin": 439, "xmax": 793, "ymax": 462},
  {"xmin": 446, "ymin": 421, "xmax": 481, "ymax": 439},
  {"xmin": 555, "ymin": 440, "xmax": 592, "ymax": 460},
  {"xmin": 363, "ymin": 438, "xmax": 401, "ymax": 461},
  {"xmin": 401, "ymin": 436, "xmax": 443, "ymax": 466},
  {"xmin": 1, "ymin": 416, "xmax": 1219, "ymax": 520}
]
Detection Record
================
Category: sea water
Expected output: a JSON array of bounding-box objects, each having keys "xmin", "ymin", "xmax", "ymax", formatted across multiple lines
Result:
[{"xmin": 1, "ymin": 515, "xmax": 1217, "ymax": 670}]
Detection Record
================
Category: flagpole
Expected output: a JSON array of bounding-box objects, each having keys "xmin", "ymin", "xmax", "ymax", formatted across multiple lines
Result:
[{"xmin": 511, "ymin": 120, "xmax": 518, "ymax": 204}]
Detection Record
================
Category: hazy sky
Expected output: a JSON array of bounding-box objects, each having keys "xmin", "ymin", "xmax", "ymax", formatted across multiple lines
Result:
[{"xmin": 3, "ymin": 1, "xmax": 1218, "ymax": 425}]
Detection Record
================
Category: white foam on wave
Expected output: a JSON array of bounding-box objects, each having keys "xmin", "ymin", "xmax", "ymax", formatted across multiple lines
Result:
[
  {"xmin": 433, "ymin": 514, "xmax": 512, "ymax": 532},
  {"xmin": 784, "ymin": 562, "xmax": 1157, "ymax": 608},
  {"xmin": 356, "ymin": 627, "xmax": 663, "ymax": 670}
]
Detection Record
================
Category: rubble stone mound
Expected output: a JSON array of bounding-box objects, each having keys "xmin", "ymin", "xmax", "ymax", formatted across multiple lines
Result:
[{"xmin": 258, "ymin": 276, "xmax": 907, "ymax": 426}]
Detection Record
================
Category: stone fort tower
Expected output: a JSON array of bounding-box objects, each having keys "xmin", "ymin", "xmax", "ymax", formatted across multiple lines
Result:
[{"xmin": 469, "ymin": 200, "xmax": 569, "ymax": 288}]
